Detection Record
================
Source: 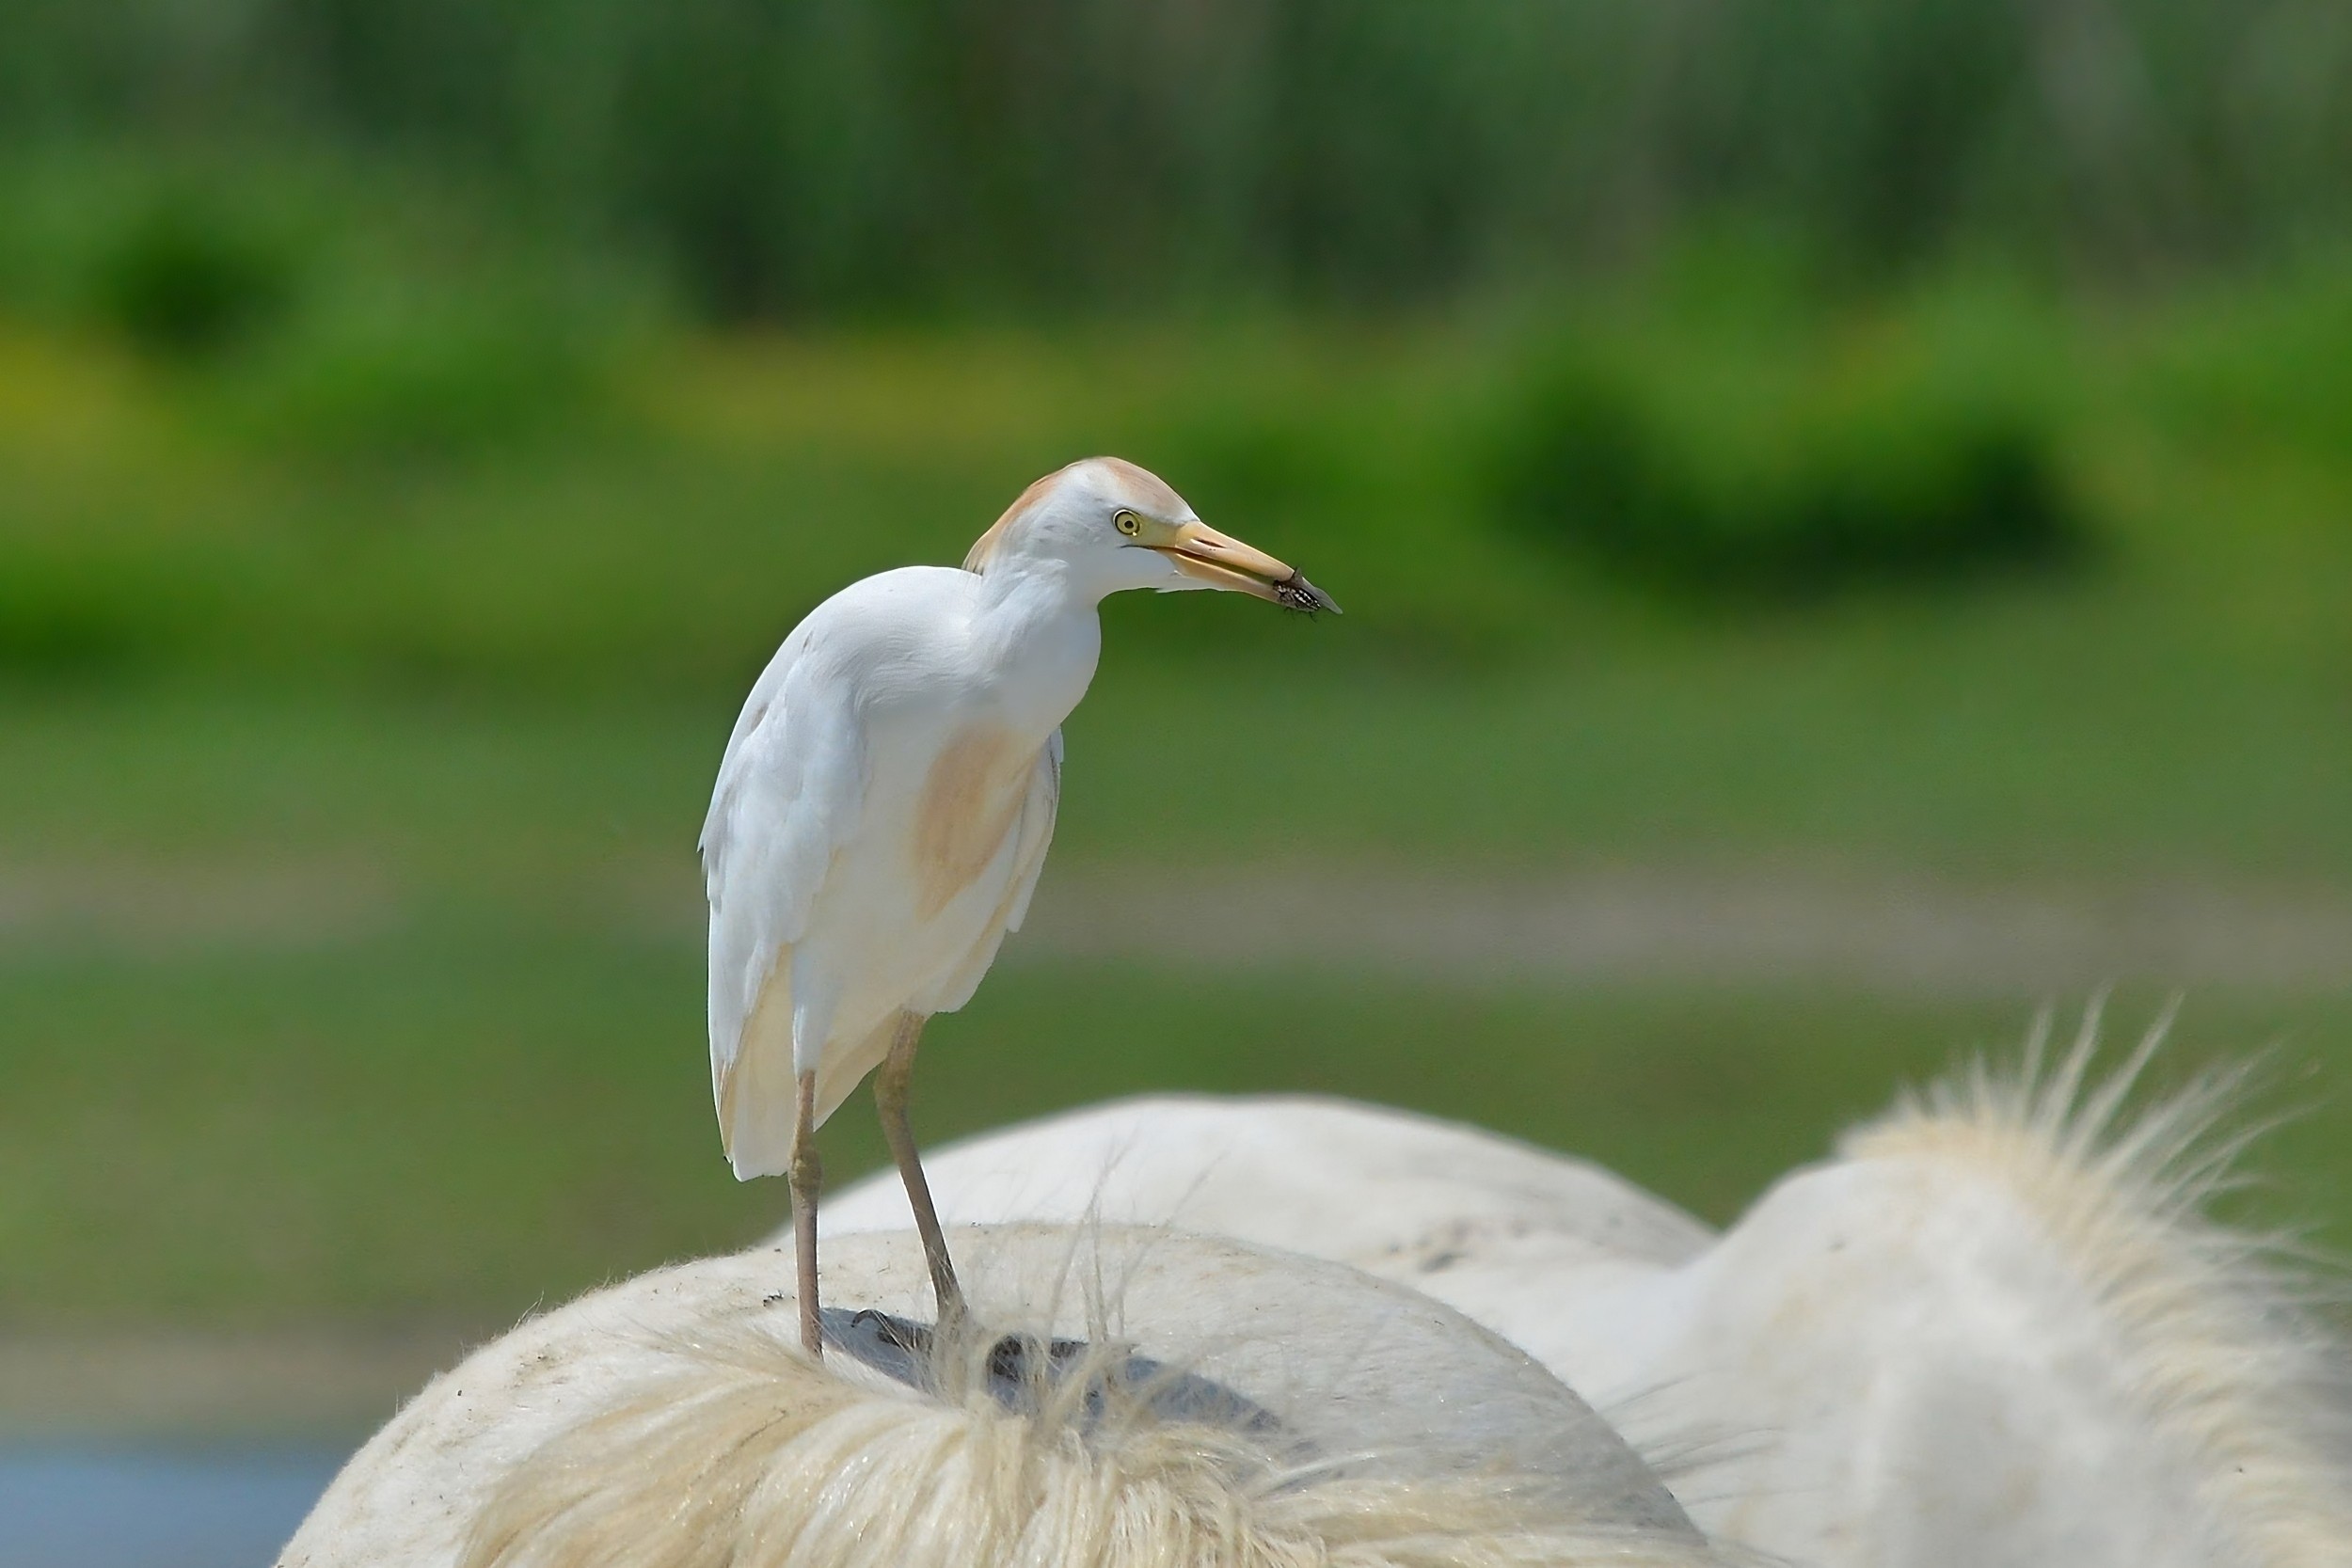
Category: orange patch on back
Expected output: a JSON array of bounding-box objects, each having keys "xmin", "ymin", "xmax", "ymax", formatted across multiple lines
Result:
[{"xmin": 914, "ymin": 725, "xmax": 1030, "ymax": 918}]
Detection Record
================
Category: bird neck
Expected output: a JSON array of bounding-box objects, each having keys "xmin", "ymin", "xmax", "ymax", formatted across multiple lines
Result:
[
  {"xmin": 968, "ymin": 562, "xmax": 1104, "ymax": 726},
  {"xmin": 973, "ymin": 554, "xmax": 1105, "ymax": 620}
]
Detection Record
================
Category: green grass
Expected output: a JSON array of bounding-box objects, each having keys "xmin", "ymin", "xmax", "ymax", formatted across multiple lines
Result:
[
  {"xmin": 2, "ymin": 630, "xmax": 2346, "ymax": 1328},
  {"xmin": 4, "ymin": 924, "xmax": 2344, "ymax": 1331},
  {"xmin": 6, "ymin": 582, "xmax": 2350, "ymax": 894}
]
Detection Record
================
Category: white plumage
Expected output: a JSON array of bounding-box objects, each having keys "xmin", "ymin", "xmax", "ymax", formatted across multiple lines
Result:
[
  {"xmin": 700, "ymin": 455, "xmax": 1333, "ymax": 1350},
  {"xmin": 701, "ymin": 564, "xmax": 1072, "ymax": 1175}
]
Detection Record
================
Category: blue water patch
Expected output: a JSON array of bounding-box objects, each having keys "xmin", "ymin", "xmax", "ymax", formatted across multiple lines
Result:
[{"xmin": 0, "ymin": 1444, "xmax": 347, "ymax": 1568}]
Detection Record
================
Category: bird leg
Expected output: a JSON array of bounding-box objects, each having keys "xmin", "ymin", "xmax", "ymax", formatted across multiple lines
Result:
[
  {"xmin": 788, "ymin": 1069, "xmax": 824, "ymax": 1358},
  {"xmin": 875, "ymin": 1012, "xmax": 963, "ymax": 1325}
]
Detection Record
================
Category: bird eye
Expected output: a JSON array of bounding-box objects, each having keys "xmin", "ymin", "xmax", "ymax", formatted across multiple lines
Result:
[{"xmin": 1114, "ymin": 509, "xmax": 1142, "ymax": 537}]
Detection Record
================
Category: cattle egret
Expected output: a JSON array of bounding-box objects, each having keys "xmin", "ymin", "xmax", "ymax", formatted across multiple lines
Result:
[{"xmin": 701, "ymin": 456, "xmax": 1336, "ymax": 1354}]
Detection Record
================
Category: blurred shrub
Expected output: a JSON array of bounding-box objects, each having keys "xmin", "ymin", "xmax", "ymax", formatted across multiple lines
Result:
[
  {"xmin": 0, "ymin": 284, "xmax": 2319, "ymax": 697},
  {"xmin": 0, "ymin": 527, "xmax": 259, "ymax": 679},
  {"xmin": 1164, "ymin": 411, "xmax": 1345, "ymax": 521},
  {"xmin": 89, "ymin": 193, "xmax": 296, "ymax": 358},
  {"xmin": 2141, "ymin": 264, "xmax": 2352, "ymax": 462},
  {"xmin": 0, "ymin": 158, "xmax": 311, "ymax": 354},
  {"xmin": 217, "ymin": 288, "xmax": 615, "ymax": 458},
  {"xmin": 1130, "ymin": 341, "xmax": 1570, "ymax": 668},
  {"xmin": 1487, "ymin": 305, "xmax": 2088, "ymax": 597},
  {"xmin": 0, "ymin": 555, "xmax": 158, "ymax": 675},
  {"xmin": 0, "ymin": 150, "xmax": 648, "ymax": 459}
]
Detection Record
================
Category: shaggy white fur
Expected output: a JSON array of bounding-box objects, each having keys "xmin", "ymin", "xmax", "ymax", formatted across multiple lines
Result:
[
  {"xmin": 1842, "ymin": 1007, "xmax": 2352, "ymax": 1568},
  {"xmin": 457, "ymin": 1323, "xmax": 1712, "ymax": 1568},
  {"xmin": 280, "ymin": 1226, "xmax": 1727, "ymax": 1568},
  {"xmin": 819, "ymin": 1015, "xmax": 2352, "ymax": 1567}
]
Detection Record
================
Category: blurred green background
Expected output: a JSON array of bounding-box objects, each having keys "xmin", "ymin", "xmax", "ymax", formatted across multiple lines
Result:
[{"xmin": 2, "ymin": 0, "xmax": 2349, "ymax": 1377}]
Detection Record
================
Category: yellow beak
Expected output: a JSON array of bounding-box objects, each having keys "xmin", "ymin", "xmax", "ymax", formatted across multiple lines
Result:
[{"xmin": 1150, "ymin": 519, "xmax": 1341, "ymax": 613}]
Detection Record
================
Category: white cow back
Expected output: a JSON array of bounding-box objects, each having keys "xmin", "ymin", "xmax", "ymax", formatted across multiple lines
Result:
[
  {"xmin": 281, "ymin": 1225, "xmax": 1726, "ymax": 1568},
  {"xmin": 820, "ymin": 1044, "xmax": 2352, "ymax": 1568}
]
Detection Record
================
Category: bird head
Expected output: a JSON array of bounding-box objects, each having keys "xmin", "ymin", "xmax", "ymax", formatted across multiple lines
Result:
[{"xmin": 965, "ymin": 457, "xmax": 1340, "ymax": 613}]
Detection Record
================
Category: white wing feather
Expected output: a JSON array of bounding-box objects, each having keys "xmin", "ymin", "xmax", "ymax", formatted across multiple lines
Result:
[
  {"xmin": 1002, "ymin": 727, "xmax": 1064, "ymax": 936},
  {"xmin": 702, "ymin": 565, "xmax": 1071, "ymax": 1173},
  {"xmin": 700, "ymin": 631, "xmax": 867, "ymax": 1113}
]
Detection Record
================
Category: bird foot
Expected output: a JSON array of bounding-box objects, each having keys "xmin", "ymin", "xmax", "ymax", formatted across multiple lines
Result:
[{"xmin": 816, "ymin": 1306, "xmax": 1279, "ymax": 1434}]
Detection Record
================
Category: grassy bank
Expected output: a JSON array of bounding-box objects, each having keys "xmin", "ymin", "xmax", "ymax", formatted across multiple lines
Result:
[
  {"xmin": 5, "ymin": 593, "xmax": 2349, "ymax": 894},
  {"xmin": 3, "ymin": 920, "xmax": 2341, "ymax": 1330}
]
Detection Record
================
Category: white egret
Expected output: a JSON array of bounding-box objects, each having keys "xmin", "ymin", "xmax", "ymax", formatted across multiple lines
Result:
[{"xmin": 701, "ymin": 456, "xmax": 1335, "ymax": 1354}]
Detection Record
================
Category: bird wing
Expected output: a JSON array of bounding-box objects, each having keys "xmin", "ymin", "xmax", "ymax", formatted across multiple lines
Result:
[
  {"xmin": 923, "ymin": 726, "xmax": 1063, "ymax": 1016},
  {"xmin": 700, "ymin": 634, "xmax": 868, "ymax": 1157},
  {"xmin": 1004, "ymin": 725, "xmax": 1064, "ymax": 934}
]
